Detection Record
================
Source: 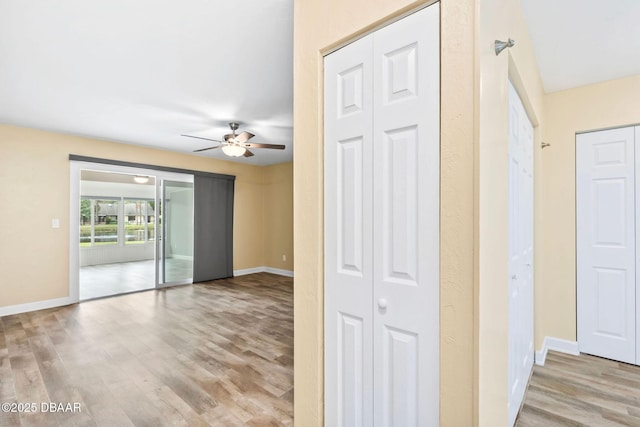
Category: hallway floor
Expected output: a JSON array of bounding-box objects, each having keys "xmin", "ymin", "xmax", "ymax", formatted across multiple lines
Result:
[{"xmin": 517, "ymin": 351, "xmax": 640, "ymax": 426}]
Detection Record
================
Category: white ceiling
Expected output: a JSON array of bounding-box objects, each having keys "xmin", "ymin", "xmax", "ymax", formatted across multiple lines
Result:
[
  {"xmin": 81, "ymin": 170, "xmax": 155, "ymax": 186},
  {"xmin": 1, "ymin": 1, "xmax": 636, "ymax": 158},
  {"xmin": 0, "ymin": 0, "xmax": 293, "ymax": 166},
  {"xmin": 521, "ymin": 0, "xmax": 640, "ymax": 93}
]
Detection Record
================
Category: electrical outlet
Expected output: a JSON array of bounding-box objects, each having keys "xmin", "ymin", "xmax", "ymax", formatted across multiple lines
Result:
[{"xmin": 282, "ymin": 254, "xmax": 286, "ymax": 262}]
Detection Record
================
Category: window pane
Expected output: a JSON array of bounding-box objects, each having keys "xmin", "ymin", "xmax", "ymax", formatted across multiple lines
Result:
[
  {"xmin": 95, "ymin": 200, "xmax": 118, "ymax": 244},
  {"xmin": 80, "ymin": 198, "xmax": 92, "ymax": 246},
  {"xmin": 125, "ymin": 200, "xmax": 146, "ymax": 244}
]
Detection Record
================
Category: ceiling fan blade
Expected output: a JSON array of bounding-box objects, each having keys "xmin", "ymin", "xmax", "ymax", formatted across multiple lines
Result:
[
  {"xmin": 243, "ymin": 149, "xmax": 255, "ymax": 157},
  {"xmin": 234, "ymin": 131, "xmax": 255, "ymax": 143},
  {"xmin": 244, "ymin": 142, "xmax": 286, "ymax": 150},
  {"xmin": 181, "ymin": 134, "xmax": 223, "ymax": 143},
  {"xmin": 193, "ymin": 145, "xmax": 221, "ymax": 152}
]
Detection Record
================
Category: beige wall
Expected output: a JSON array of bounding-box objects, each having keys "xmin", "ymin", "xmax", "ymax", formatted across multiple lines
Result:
[
  {"xmin": 537, "ymin": 75, "xmax": 640, "ymax": 346},
  {"xmin": 263, "ymin": 162, "xmax": 294, "ymax": 271},
  {"xmin": 293, "ymin": 0, "xmax": 476, "ymax": 425},
  {"xmin": 477, "ymin": 0, "xmax": 545, "ymax": 424},
  {"xmin": 0, "ymin": 124, "xmax": 293, "ymax": 308}
]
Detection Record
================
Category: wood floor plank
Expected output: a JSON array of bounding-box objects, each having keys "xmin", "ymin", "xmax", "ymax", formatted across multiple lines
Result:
[
  {"xmin": 0, "ymin": 272, "xmax": 293, "ymax": 426},
  {"xmin": 517, "ymin": 351, "xmax": 640, "ymax": 426}
]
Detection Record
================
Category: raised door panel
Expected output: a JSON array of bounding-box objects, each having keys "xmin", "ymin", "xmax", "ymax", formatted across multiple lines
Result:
[
  {"xmin": 324, "ymin": 34, "xmax": 374, "ymax": 427},
  {"xmin": 337, "ymin": 137, "xmax": 365, "ymax": 275},
  {"xmin": 577, "ymin": 127, "xmax": 636, "ymax": 364},
  {"xmin": 382, "ymin": 328, "xmax": 418, "ymax": 426},
  {"xmin": 372, "ymin": 4, "xmax": 440, "ymax": 426},
  {"xmin": 381, "ymin": 126, "xmax": 419, "ymax": 286},
  {"xmin": 338, "ymin": 313, "xmax": 365, "ymax": 426}
]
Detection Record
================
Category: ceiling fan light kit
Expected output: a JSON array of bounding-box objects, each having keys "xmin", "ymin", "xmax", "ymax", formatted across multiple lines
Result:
[
  {"xmin": 221, "ymin": 144, "xmax": 247, "ymax": 157},
  {"xmin": 182, "ymin": 122, "xmax": 285, "ymax": 158}
]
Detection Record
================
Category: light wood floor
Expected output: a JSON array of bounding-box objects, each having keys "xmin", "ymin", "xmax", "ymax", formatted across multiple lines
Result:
[
  {"xmin": 0, "ymin": 273, "xmax": 293, "ymax": 427},
  {"xmin": 517, "ymin": 351, "xmax": 640, "ymax": 426}
]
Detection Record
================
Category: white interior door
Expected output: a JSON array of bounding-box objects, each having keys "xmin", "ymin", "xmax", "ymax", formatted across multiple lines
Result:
[
  {"xmin": 324, "ymin": 4, "xmax": 439, "ymax": 426},
  {"xmin": 577, "ymin": 126, "xmax": 636, "ymax": 364},
  {"xmin": 507, "ymin": 82, "xmax": 534, "ymax": 426},
  {"xmin": 372, "ymin": 5, "xmax": 439, "ymax": 427},
  {"xmin": 324, "ymin": 33, "xmax": 374, "ymax": 427}
]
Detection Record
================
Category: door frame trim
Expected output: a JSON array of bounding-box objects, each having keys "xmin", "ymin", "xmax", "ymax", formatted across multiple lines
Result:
[
  {"xmin": 576, "ymin": 122, "xmax": 640, "ymax": 136},
  {"xmin": 319, "ymin": 0, "xmax": 439, "ymax": 57},
  {"xmin": 69, "ymin": 154, "xmax": 235, "ymax": 182}
]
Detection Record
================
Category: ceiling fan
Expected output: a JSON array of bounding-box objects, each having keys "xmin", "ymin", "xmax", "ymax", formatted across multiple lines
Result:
[{"xmin": 181, "ymin": 122, "xmax": 285, "ymax": 157}]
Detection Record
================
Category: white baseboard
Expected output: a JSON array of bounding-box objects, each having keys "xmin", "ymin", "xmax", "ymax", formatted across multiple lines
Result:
[
  {"xmin": 264, "ymin": 267, "xmax": 294, "ymax": 277},
  {"xmin": 0, "ymin": 296, "xmax": 76, "ymax": 317},
  {"xmin": 233, "ymin": 266, "xmax": 294, "ymax": 278},
  {"xmin": 535, "ymin": 336, "xmax": 580, "ymax": 366},
  {"xmin": 233, "ymin": 267, "xmax": 267, "ymax": 276},
  {"xmin": 2, "ymin": 267, "xmax": 294, "ymax": 317}
]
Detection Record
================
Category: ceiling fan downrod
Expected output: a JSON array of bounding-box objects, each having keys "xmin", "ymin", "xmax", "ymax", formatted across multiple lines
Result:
[{"xmin": 228, "ymin": 122, "xmax": 240, "ymax": 137}]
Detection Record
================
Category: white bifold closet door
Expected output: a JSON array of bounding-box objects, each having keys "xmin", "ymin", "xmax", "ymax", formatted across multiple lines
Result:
[
  {"xmin": 507, "ymin": 82, "xmax": 535, "ymax": 427},
  {"xmin": 577, "ymin": 126, "xmax": 638, "ymax": 364},
  {"xmin": 324, "ymin": 4, "xmax": 439, "ymax": 427}
]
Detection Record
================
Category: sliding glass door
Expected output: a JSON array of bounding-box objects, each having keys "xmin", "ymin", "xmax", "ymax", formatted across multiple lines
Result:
[
  {"xmin": 158, "ymin": 179, "xmax": 194, "ymax": 287},
  {"xmin": 73, "ymin": 162, "xmax": 194, "ymax": 300},
  {"xmin": 70, "ymin": 158, "xmax": 231, "ymax": 303}
]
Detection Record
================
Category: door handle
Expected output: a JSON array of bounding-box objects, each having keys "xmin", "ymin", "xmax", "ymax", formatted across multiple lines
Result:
[
  {"xmin": 377, "ymin": 298, "xmax": 388, "ymax": 309},
  {"xmin": 511, "ymin": 275, "xmax": 518, "ymax": 280}
]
